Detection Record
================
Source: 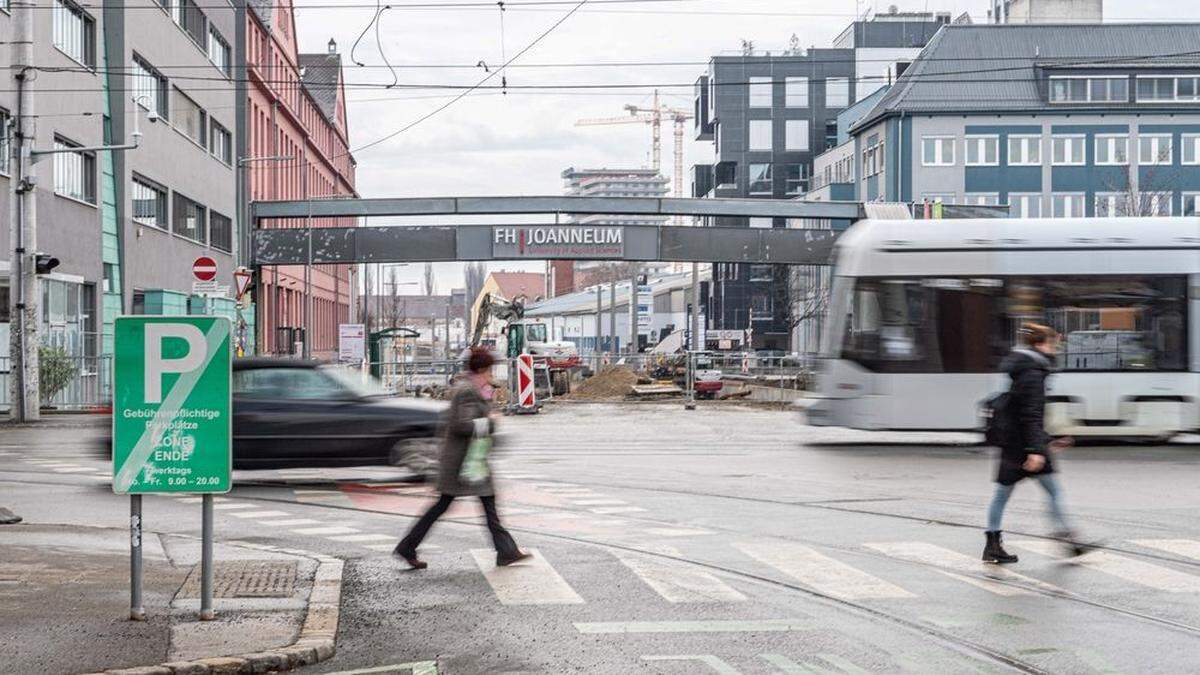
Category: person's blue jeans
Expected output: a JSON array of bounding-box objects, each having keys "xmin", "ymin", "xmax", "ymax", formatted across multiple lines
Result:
[{"xmin": 987, "ymin": 474, "xmax": 1068, "ymax": 532}]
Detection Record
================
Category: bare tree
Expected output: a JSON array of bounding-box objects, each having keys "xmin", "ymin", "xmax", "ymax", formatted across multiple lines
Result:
[
  {"xmin": 1097, "ymin": 146, "xmax": 1185, "ymax": 217},
  {"xmin": 782, "ymin": 264, "xmax": 831, "ymax": 353},
  {"xmin": 423, "ymin": 262, "xmax": 436, "ymax": 297}
]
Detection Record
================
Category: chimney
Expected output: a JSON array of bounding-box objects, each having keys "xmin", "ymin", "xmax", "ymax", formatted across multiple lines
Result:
[{"xmin": 328, "ymin": 38, "xmax": 337, "ymax": 54}]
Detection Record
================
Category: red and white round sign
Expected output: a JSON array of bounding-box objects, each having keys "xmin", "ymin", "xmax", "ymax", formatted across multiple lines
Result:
[{"xmin": 192, "ymin": 256, "xmax": 218, "ymax": 282}]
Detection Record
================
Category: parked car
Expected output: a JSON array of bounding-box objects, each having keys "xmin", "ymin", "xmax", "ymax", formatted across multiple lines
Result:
[{"xmin": 231, "ymin": 359, "xmax": 445, "ymax": 470}]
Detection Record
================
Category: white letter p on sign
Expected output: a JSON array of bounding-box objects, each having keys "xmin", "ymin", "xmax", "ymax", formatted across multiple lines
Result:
[{"xmin": 145, "ymin": 324, "xmax": 206, "ymax": 403}]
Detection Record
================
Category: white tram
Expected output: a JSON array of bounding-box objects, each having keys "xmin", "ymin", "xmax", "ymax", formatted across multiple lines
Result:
[{"xmin": 802, "ymin": 217, "xmax": 1200, "ymax": 439}]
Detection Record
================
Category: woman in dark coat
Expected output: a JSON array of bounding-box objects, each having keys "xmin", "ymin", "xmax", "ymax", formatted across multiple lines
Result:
[
  {"xmin": 983, "ymin": 323, "xmax": 1076, "ymax": 564},
  {"xmin": 394, "ymin": 347, "xmax": 531, "ymax": 570}
]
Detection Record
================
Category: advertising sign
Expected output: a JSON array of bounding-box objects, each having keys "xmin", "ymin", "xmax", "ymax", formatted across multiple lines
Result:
[
  {"xmin": 492, "ymin": 225, "xmax": 624, "ymax": 259},
  {"xmin": 339, "ymin": 323, "xmax": 366, "ymax": 362},
  {"xmin": 112, "ymin": 317, "xmax": 232, "ymax": 494},
  {"xmin": 636, "ymin": 284, "xmax": 653, "ymax": 335}
]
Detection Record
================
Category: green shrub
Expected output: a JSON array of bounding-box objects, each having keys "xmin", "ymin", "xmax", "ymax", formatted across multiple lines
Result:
[{"xmin": 38, "ymin": 346, "xmax": 77, "ymax": 405}]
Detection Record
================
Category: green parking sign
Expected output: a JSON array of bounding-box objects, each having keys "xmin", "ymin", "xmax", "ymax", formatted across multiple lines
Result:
[{"xmin": 112, "ymin": 317, "xmax": 232, "ymax": 494}]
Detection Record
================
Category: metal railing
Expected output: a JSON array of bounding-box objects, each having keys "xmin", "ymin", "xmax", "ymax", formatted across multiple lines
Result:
[
  {"xmin": 367, "ymin": 359, "xmax": 464, "ymax": 397},
  {"xmin": 0, "ymin": 355, "xmax": 113, "ymax": 411}
]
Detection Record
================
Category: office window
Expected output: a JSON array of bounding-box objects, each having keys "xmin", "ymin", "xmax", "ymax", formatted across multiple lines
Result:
[
  {"xmin": 1095, "ymin": 134, "xmax": 1129, "ymax": 165},
  {"xmin": 1183, "ymin": 192, "xmax": 1200, "ymax": 216},
  {"xmin": 1094, "ymin": 193, "xmax": 1129, "ymax": 218},
  {"xmin": 921, "ymin": 136, "xmax": 955, "ymax": 166},
  {"xmin": 1137, "ymin": 75, "xmax": 1200, "ymax": 102},
  {"xmin": 1051, "ymin": 136, "xmax": 1085, "ymax": 165},
  {"xmin": 173, "ymin": 87, "xmax": 207, "ymax": 147},
  {"xmin": 783, "ymin": 164, "xmax": 808, "ymax": 195},
  {"xmin": 1007, "ymin": 135, "xmax": 1041, "ymax": 165},
  {"xmin": 174, "ymin": 0, "xmax": 208, "ymax": 48},
  {"xmin": 210, "ymin": 211, "xmax": 232, "ymax": 252},
  {"xmin": 826, "ymin": 78, "xmax": 849, "ymax": 107},
  {"xmin": 53, "ymin": 0, "xmax": 96, "ymax": 68},
  {"xmin": 131, "ymin": 175, "xmax": 168, "ymax": 228},
  {"xmin": 1139, "ymin": 134, "xmax": 1173, "ymax": 165},
  {"xmin": 1049, "ymin": 76, "xmax": 1128, "ymax": 103},
  {"xmin": 208, "ymin": 27, "xmax": 231, "ymax": 77},
  {"xmin": 52, "ymin": 136, "xmax": 96, "ymax": 204},
  {"xmin": 749, "ymin": 120, "xmax": 772, "ymax": 151},
  {"xmin": 965, "ymin": 193, "xmax": 1000, "ymax": 206},
  {"xmin": 132, "ymin": 56, "xmax": 168, "ymax": 119},
  {"xmin": 209, "ymin": 120, "xmax": 232, "ymax": 164},
  {"xmin": 0, "ymin": 108, "xmax": 10, "ymax": 175},
  {"xmin": 1183, "ymin": 134, "xmax": 1200, "ymax": 165},
  {"xmin": 748, "ymin": 163, "xmax": 772, "ymax": 194},
  {"xmin": 172, "ymin": 192, "xmax": 207, "ymax": 242},
  {"xmin": 749, "ymin": 217, "xmax": 772, "ymax": 229},
  {"xmin": 1139, "ymin": 192, "xmax": 1173, "ymax": 217},
  {"xmin": 1009, "ymin": 193, "xmax": 1042, "ymax": 218},
  {"xmin": 748, "ymin": 77, "xmax": 772, "ymax": 108},
  {"xmin": 1051, "ymin": 193, "xmax": 1085, "ymax": 218},
  {"xmin": 785, "ymin": 119, "xmax": 809, "ymax": 151},
  {"xmin": 965, "ymin": 136, "xmax": 999, "ymax": 166},
  {"xmin": 785, "ymin": 77, "xmax": 808, "ymax": 107}
]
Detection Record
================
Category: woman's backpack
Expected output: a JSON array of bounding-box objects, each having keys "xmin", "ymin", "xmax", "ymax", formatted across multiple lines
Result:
[{"xmin": 980, "ymin": 391, "xmax": 1013, "ymax": 447}]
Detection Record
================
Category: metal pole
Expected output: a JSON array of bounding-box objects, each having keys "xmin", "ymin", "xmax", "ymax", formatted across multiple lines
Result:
[
  {"xmin": 9, "ymin": 2, "xmax": 39, "ymax": 422},
  {"xmin": 594, "ymin": 287, "xmax": 602, "ymax": 359},
  {"xmin": 129, "ymin": 496, "xmax": 145, "ymax": 621},
  {"xmin": 608, "ymin": 281, "xmax": 616, "ymax": 354},
  {"xmin": 691, "ymin": 262, "xmax": 701, "ymax": 351},
  {"xmin": 200, "ymin": 494, "xmax": 215, "ymax": 620},
  {"xmin": 684, "ymin": 350, "xmax": 696, "ymax": 410},
  {"xmin": 628, "ymin": 266, "xmax": 638, "ymax": 355},
  {"xmin": 444, "ymin": 302, "xmax": 451, "ymax": 360},
  {"xmin": 302, "ymin": 163, "xmax": 312, "ymax": 359}
]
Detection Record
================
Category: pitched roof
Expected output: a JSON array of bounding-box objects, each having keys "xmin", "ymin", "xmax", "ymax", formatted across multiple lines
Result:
[
  {"xmin": 299, "ymin": 52, "xmax": 343, "ymax": 125},
  {"xmin": 248, "ymin": 0, "xmax": 273, "ymax": 28},
  {"xmin": 490, "ymin": 272, "xmax": 546, "ymax": 302},
  {"xmin": 855, "ymin": 23, "xmax": 1200, "ymax": 130}
]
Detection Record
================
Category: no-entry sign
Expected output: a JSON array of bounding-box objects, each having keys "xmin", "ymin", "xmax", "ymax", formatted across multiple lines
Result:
[
  {"xmin": 112, "ymin": 317, "xmax": 232, "ymax": 494},
  {"xmin": 192, "ymin": 256, "xmax": 218, "ymax": 282}
]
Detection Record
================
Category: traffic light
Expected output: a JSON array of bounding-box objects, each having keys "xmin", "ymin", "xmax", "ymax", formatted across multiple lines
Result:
[{"xmin": 34, "ymin": 253, "xmax": 59, "ymax": 275}]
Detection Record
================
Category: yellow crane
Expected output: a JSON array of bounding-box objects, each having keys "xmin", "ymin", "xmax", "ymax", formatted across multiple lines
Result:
[{"xmin": 575, "ymin": 90, "xmax": 694, "ymax": 228}]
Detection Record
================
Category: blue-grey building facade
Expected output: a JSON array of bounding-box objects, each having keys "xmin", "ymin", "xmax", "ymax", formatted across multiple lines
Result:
[{"xmin": 846, "ymin": 23, "xmax": 1200, "ymax": 218}]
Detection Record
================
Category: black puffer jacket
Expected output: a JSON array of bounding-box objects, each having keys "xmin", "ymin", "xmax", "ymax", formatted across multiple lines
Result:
[{"xmin": 996, "ymin": 348, "xmax": 1055, "ymax": 485}]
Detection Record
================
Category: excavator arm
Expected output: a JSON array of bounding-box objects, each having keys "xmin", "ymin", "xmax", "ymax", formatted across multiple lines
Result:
[{"xmin": 470, "ymin": 293, "xmax": 526, "ymax": 347}]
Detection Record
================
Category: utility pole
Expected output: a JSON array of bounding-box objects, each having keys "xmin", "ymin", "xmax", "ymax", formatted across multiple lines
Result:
[
  {"xmin": 628, "ymin": 266, "xmax": 639, "ymax": 355},
  {"xmin": 608, "ymin": 281, "xmax": 617, "ymax": 354},
  {"xmin": 9, "ymin": 2, "xmax": 38, "ymax": 422},
  {"xmin": 594, "ymin": 287, "xmax": 602, "ymax": 355}
]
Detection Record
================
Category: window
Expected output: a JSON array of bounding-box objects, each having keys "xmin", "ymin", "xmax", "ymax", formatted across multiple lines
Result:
[
  {"xmin": 1137, "ymin": 75, "xmax": 1200, "ymax": 102},
  {"xmin": 1051, "ymin": 193, "xmax": 1085, "ymax": 218},
  {"xmin": 0, "ymin": 108, "xmax": 10, "ymax": 175},
  {"xmin": 965, "ymin": 193, "xmax": 1000, "ymax": 206},
  {"xmin": 174, "ymin": 0, "xmax": 208, "ymax": 48},
  {"xmin": 749, "ymin": 120, "xmax": 772, "ymax": 151},
  {"xmin": 748, "ymin": 265, "xmax": 773, "ymax": 282},
  {"xmin": 1139, "ymin": 134, "xmax": 1173, "ymax": 165},
  {"xmin": 783, "ymin": 164, "xmax": 808, "ymax": 195},
  {"xmin": 209, "ymin": 120, "xmax": 232, "ymax": 164},
  {"xmin": 172, "ymin": 192, "xmax": 206, "ymax": 242},
  {"xmin": 922, "ymin": 136, "xmax": 955, "ymax": 166},
  {"xmin": 53, "ymin": 0, "xmax": 96, "ymax": 68},
  {"xmin": 785, "ymin": 119, "xmax": 809, "ymax": 151},
  {"xmin": 1094, "ymin": 193, "xmax": 1129, "ymax": 218},
  {"xmin": 132, "ymin": 56, "xmax": 168, "ymax": 119},
  {"xmin": 965, "ymin": 135, "xmax": 999, "ymax": 166},
  {"xmin": 131, "ymin": 175, "xmax": 167, "ymax": 228},
  {"xmin": 826, "ymin": 78, "xmax": 850, "ymax": 107},
  {"xmin": 207, "ymin": 27, "xmax": 231, "ymax": 76},
  {"xmin": 1008, "ymin": 135, "xmax": 1041, "ymax": 165},
  {"xmin": 863, "ymin": 140, "xmax": 884, "ymax": 177},
  {"xmin": 1095, "ymin": 134, "xmax": 1129, "ymax": 165},
  {"xmin": 1183, "ymin": 134, "xmax": 1200, "ymax": 165},
  {"xmin": 172, "ymin": 87, "xmax": 207, "ymax": 146},
  {"xmin": 1138, "ymin": 192, "xmax": 1173, "ymax": 217},
  {"xmin": 1049, "ymin": 76, "xmax": 1128, "ymax": 103},
  {"xmin": 210, "ymin": 211, "xmax": 232, "ymax": 252},
  {"xmin": 1051, "ymin": 135, "xmax": 1085, "ymax": 165},
  {"xmin": 233, "ymin": 368, "xmax": 353, "ymax": 400},
  {"xmin": 785, "ymin": 77, "xmax": 808, "ymax": 107},
  {"xmin": 1009, "ymin": 193, "xmax": 1042, "ymax": 218},
  {"xmin": 748, "ymin": 77, "xmax": 772, "ymax": 108},
  {"xmin": 748, "ymin": 163, "xmax": 773, "ymax": 194},
  {"xmin": 1184, "ymin": 192, "xmax": 1200, "ymax": 216},
  {"xmin": 52, "ymin": 136, "xmax": 96, "ymax": 204},
  {"xmin": 748, "ymin": 217, "xmax": 772, "ymax": 229}
]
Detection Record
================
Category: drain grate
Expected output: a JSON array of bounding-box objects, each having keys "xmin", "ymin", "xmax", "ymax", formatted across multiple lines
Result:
[{"xmin": 179, "ymin": 561, "xmax": 298, "ymax": 598}]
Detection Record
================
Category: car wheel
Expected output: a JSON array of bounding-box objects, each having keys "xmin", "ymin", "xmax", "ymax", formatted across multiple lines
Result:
[{"xmin": 390, "ymin": 437, "xmax": 439, "ymax": 479}]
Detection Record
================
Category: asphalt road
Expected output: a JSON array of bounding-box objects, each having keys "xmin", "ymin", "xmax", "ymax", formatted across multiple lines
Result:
[{"xmin": 3, "ymin": 406, "xmax": 1200, "ymax": 674}]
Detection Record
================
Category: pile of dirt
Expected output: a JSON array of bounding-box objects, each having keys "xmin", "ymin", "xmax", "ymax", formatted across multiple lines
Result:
[{"xmin": 565, "ymin": 365, "xmax": 639, "ymax": 400}]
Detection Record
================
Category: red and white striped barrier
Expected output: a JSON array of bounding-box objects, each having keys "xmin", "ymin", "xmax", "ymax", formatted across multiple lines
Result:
[{"xmin": 516, "ymin": 354, "xmax": 537, "ymax": 410}]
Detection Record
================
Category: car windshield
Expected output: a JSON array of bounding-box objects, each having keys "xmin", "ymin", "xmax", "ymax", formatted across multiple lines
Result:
[{"xmin": 320, "ymin": 366, "xmax": 392, "ymax": 398}]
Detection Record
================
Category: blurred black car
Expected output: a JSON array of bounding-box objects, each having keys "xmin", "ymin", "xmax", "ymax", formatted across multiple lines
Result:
[{"xmin": 231, "ymin": 359, "xmax": 445, "ymax": 470}]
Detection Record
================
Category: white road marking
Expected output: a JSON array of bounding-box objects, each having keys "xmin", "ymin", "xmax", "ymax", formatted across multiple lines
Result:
[
  {"xmin": 738, "ymin": 542, "xmax": 914, "ymax": 600},
  {"xmin": 227, "ymin": 510, "xmax": 293, "ymax": 519},
  {"xmin": 255, "ymin": 518, "xmax": 321, "ymax": 526},
  {"xmin": 324, "ymin": 662, "xmax": 439, "ymax": 675},
  {"xmin": 759, "ymin": 654, "xmax": 809, "ymax": 674},
  {"xmin": 645, "ymin": 527, "xmax": 713, "ymax": 537},
  {"xmin": 863, "ymin": 542, "xmax": 1053, "ymax": 596},
  {"xmin": 590, "ymin": 506, "xmax": 646, "ymax": 515},
  {"xmin": 212, "ymin": 503, "xmax": 258, "ymax": 511},
  {"xmin": 292, "ymin": 526, "xmax": 360, "ymax": 536},
  {"xmin": 1011, "ymin": 540, "xmax": 1200, "ymax": 592},
  {"xmin": 327, "ymin": 533, "xmax": 396, "ymax": 543},
  {"xmin": 52, "ymin": 467, "xmax": 94, "ymax": 473},
  {"xmin": 176, "ymin": 497, "xmax": 204, "ymax": 503},
  {"xmin": 364, "ymin": 544, "xmax": 399, "ymax": 552},
  {"xmin": 469, "ymin": 548, "xmax": 584, "ymax": 605},
  {"xmin": 575, "ymin": 619, "xmax": 811, "ymax": 634},
  {"xmin": 571, "ymin": 499, "xmax": 628, "ymax": 506},
  {"xmin": 1132, "ymin": 539, "xmax": 1200, "ymax": 561},
  {"xmin": 641, "ymin": 655, "xmax": 743, "ymax": 675},
  {"xmin": 619, "ymin": 553, "xmax": 746, "ymax": 603}
]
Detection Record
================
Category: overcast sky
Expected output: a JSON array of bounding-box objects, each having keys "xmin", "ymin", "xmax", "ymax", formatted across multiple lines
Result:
[{"xmin": 292, "ymin": 0, "xmax": 1192, "ymax": 295}]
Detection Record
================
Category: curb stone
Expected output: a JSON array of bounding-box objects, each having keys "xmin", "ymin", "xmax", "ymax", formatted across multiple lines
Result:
[{"xmin": 82, "ymin": 539, "xmax": 344, "ymax": 675}]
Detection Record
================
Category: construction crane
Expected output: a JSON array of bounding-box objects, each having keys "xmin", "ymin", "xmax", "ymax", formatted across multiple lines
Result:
[{"xmin": 575, "ymin": 90, "xmax": 694, "ymax": 228}]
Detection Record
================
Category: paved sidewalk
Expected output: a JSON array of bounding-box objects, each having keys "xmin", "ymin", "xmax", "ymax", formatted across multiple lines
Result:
[{"xmin": 0, "ymin": 522, "xmax": 340, "ymax": 674}]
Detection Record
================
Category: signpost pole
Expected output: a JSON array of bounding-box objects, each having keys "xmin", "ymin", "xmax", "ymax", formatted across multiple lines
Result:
[
  {"xmin": 129, "ymin": 495, "xmax": 145, "ymax": 621},
  {"xmin": 200, "ymin": 494, "xmax": 215, "ymax": 620}
]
